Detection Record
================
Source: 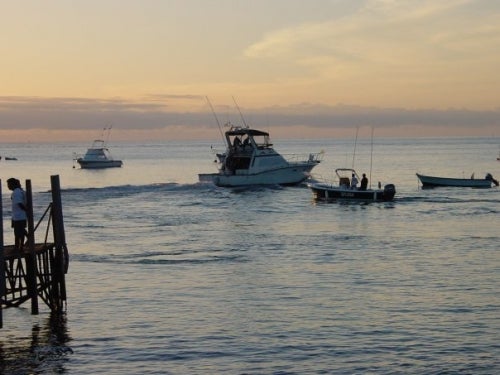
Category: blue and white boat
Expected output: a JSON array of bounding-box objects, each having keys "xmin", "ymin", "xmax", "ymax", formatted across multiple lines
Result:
[{"xmin": 308, "ymin": 168, "xmax": 396, "ymax": 202}]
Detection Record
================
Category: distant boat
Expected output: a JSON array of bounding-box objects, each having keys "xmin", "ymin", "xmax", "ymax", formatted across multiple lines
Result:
[
  {"xmin": 74, "ymin": 127, "xmax": 122, "ymax": 169},
  {"xmin": 416, "ymin": 173, "xmax": 499, "ymax": 188},
  {"xmin": 308, "ymin": 168, "xmax": 396, "ymax": 202},
  {"xmin": 198, "ymin": 123, "xmax": 322, "ymax": 187}
]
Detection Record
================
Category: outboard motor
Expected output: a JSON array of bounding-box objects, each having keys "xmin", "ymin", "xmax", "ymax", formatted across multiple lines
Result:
[
  {"xmin": 485, "ymin": 173, "xmax": 499, "ymax": 186},
  {"xmin": 383, "ymin": 184, "xmax": 396, "ymax": 201}
]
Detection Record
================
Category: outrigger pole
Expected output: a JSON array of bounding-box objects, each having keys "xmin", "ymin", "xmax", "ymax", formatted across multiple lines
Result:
[
  {"xmin": 104, "ymin": 125, "xmax": 112, "ymax": 144},
  {"xmin": 206, "ymin": 97, "xmax": 227, "ymax": 147},
  {"xmin": 369, "ymin": 126, "xmax": 374, "ymax": 189},
  {"xmin": 352, "ymin": 126, "xmax": 359, "ymax": 169},
  {"xmin": 232, "ymin": 96, "xmax": 249, "ymax": 129}
]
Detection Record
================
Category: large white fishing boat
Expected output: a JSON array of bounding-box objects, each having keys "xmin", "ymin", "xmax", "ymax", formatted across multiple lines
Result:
[{"xmin": 198, "ymin": 123, "xmax": 323, "ymax": 187}]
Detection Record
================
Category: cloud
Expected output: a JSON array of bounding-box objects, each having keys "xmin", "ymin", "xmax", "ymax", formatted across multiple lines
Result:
[
  {"xmin": 251, "ymin": 103, "xmax": 500, "ymax": 129},
  {"xmin": 243, "ymin": 0, "xmax": 500, "ymax": 98},
  {"xmin": 1, "ymin": 96, "xmax": 498, "ymax": 138},
  {"xmin": 0, "ymin": 95, "xmax": 208, "ymax": 130},
  {"xmin": 245, "ymin": 0, "xmax": 482, "ymax": 61}
]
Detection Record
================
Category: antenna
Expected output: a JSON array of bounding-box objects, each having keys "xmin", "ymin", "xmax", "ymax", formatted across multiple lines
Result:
[
  {"xmin": 351, "ymin": 126, "xmax": 359, "ymax": 169},
  {"xmin": 105, "ymin": 125, "xmax": 112, "ymax": 144},
  {"xmin": 206, "ymin": 97, "xmax": 227, "ymax": 147},
  {"xmin": 369, "ymin": 126, "xmax": 374, "ymax": 189},
  {"xmin": 232, "ymin": 96, "xmax": 248, "ymax": 128}
]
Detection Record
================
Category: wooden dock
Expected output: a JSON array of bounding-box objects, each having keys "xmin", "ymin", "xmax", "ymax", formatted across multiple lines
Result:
[{"xmin": 1, "ymin": 175, "xmax": 69, "ymax": 328}]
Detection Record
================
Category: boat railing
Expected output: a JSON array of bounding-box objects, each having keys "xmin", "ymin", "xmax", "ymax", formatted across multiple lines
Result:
[
  {"xmin": 283, "ymin": 151, "xmax": 324, "ymax": 164},
  {"xmin": 312, "ymin": 173, "xmax": 338, "ymax": 185}
]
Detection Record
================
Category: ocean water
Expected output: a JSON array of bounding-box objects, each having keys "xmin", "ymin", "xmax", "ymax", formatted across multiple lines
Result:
[{"xmin": 0, "ymin": 137, "xmax": 499, "ymax": 374}]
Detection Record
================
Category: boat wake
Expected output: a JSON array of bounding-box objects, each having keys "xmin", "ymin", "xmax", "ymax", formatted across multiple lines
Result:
[{"xmin": 71, "ymin": 251, "xmax": 247, "ymax": 265}]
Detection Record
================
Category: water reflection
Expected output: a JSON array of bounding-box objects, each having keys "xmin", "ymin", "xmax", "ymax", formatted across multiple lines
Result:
[{"xmin": 0, "ymin": 313, "xmax": 72, "ymax": 374}]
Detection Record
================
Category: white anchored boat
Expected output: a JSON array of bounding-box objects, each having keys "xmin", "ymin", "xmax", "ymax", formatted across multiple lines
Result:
[
  {"xmin": 74, "ymin": 127, "xmax": 123, "ymax": 169},
  {"xmin": 416, "ymin": 173, "xmax": 498, "ymax": 188},
  {"xmin": 199, "ymin": 123, "xmax": 323, "ymax": 187}
]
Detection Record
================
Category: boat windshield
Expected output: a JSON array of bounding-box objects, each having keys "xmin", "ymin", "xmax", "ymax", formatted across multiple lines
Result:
[
  {"xmin": 90, "ymin": 139, "xmax": 106, "ymax": 148},
  {"xmin": 226, "ymin": 128, "xmax": 273, "ymax": 149},
  {"xmin": 229, "ymin": 134, "xmax": 272, "ymax": 149},
  {"xmin": 252, "ymin": 134, "xmax": 271, "ymax": 148}
]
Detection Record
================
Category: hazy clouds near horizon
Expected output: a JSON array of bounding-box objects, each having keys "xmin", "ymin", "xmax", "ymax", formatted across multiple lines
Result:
[{"xmin": 0, "ymin": 96, "xmax": 499, "ymax": 135}]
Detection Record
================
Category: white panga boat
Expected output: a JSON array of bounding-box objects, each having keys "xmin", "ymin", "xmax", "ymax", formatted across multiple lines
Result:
[
  {"xmin": 75, "ymin": 127, "xmax": 123, "ymax": 169},
  {"xmin": 308, "ymin": 168, "xmax": 396, "ymax": 202},
  {"xmin": 198, "ymin": 123, "xmax": 323, "ymax": 187},
  {"xmin": 416, "ymin": 173, "xmax": 498, "ymax": 188}
]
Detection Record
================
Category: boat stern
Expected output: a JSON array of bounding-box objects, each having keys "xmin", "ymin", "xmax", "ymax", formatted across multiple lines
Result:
[{"xmin": 383, "ymin": 184, "xmax": 396, "ymax": 201}]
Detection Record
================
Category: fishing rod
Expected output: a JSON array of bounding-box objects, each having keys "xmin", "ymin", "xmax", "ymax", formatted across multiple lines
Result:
[
  {"xmin": 206, "ymin": 96, "xmax": 227, "ymax": 147},
  {"xmin": 232, "ymin": 96, "xmax": 249, "ymax": 128}
]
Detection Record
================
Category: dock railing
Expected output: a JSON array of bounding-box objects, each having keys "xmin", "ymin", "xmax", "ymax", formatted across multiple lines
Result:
[{"xmin": 0, "ymin": 175, "xmax": 69, "ymax": 328}]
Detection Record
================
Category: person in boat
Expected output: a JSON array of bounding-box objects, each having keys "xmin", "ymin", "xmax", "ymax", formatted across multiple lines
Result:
[
  {"xmin": 7, "ymin": 178, "xmax": 28, "ymax": 251},
  {"xmin": 360, "ymin": 173, "xmax": 368, "ymax": 191},
  {"xmin": 350, "ymin": 173, "xmax": 358, "ymax": 189},
  {"xmin": 233, "ymin": 136, "xmax": 242, "ymax": 149},
  {"xmin": 242, "ymin": 135, "xmax": 250, "ymax": 149}
]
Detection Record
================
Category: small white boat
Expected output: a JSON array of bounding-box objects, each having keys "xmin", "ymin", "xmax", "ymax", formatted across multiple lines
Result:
[
  {"xmin": 198, "ymin": 123, "xmax": 323, "ymax": 187},
  {"xmin": 75, "ymin": 127, "xmax": 123, "ymax": 169},
  {"xmin": 308, "ymin": 168, "xmax": 396, "ymax": 202},
  {"xmin": 416, "ymin": 173, "xmax": 498, "ymax": 188}
]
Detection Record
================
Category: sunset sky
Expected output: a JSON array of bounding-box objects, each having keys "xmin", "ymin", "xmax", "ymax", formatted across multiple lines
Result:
[{"xmin": 1, "ymin": 0, "xmax": 499, "ymax": 142}]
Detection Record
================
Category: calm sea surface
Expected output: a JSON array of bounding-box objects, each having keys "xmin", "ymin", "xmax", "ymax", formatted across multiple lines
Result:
[{"xmin": 0, "ymin": 137, "xmax": 499, "ymax": 374}]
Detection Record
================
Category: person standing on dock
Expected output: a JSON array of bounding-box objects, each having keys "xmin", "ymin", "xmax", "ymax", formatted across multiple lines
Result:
[{"xmin": 7, "ymin": 177, "xmax": 27, "ymax": 251}]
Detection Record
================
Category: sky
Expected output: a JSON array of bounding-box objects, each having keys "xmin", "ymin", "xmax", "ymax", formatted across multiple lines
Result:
[{"xmin": 1, "ymin": 0, "xmax": 500, "ymax": 142}]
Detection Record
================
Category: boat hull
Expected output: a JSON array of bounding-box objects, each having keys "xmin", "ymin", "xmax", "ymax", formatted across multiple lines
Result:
[
  {"xmin": 416, "ymin": 173, "xmax": 493, "ymax": 188},
  {"xmin": 77, "ymin": 159, "xmax": 123, "ymax": 169},
  {"xmin": 199, "ymin": 163, "xmax": 316, "ymax": 187},
  {"xmin": 308, "ymin": 183, "xmax": 396, "ymax": 202}
]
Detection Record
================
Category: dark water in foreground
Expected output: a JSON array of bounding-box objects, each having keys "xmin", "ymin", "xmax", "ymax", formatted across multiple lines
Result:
[{"xmin": 0, "ymin": 137, "xmax": 499, "ymax": 374}]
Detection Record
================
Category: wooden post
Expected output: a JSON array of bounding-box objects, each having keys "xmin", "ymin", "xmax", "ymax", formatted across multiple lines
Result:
[
  {"xmin": 51, "ymin": 175, "xmax": 67, "ymax": 308},
  {"xmin": 0, "ymin": 180, "xmax": 4, "ymax": 328},
  {"xmin": 25, "ymin": 180, "xmax": 39, "ymax": 315}
]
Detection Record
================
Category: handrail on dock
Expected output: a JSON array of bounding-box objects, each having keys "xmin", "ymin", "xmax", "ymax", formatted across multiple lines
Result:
[{"xmin": 0, "ymin": 175, "xmax": 69, "ymax": 329}]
